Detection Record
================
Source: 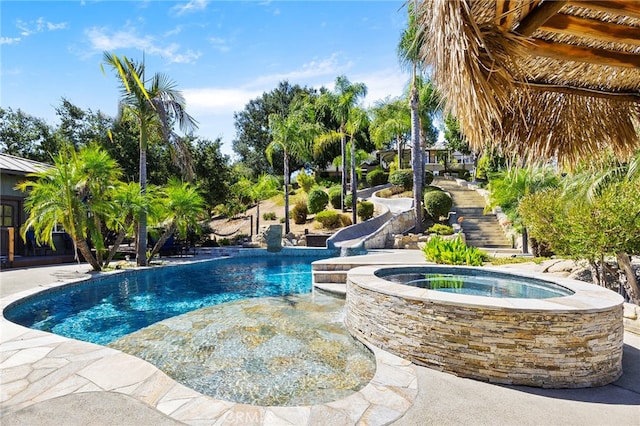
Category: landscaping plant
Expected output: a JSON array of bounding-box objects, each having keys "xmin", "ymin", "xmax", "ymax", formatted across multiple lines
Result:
[
  {"xmin": 423, "ymin": 190, "xmax": 453, "ymax": 222},
  {"xmin": 357, "ymin": 201, "xmax": 375, "ymax": 221},
  {"xmin": 315, "ymin": 210, "xmax": 341, "ymax": 228},
  {"xmin": 389, "ymin": 169, "xmax": 413, "ymax": 191},
  {"xmin": 422, "ymin": 235, "xmax": 487, "ymax": 266},
  {"xmin": 307, "ymin": 187, "xmax": 329, "ymax": 214},
  {"xmin": 291, "ymin": 200, "xmax": 308, "ymax": 225}
]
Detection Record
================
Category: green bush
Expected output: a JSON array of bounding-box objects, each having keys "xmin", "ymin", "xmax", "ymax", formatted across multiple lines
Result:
[
  {"xmin": 427, "ymin": 224, "xmax": 454, "ymax": 235},
  {"xmin": 422, "ymin": 235, "xmax": 487, "ymax": 266},
  {"xmin": 262, "ymin": 212, "xmax": 276, "ymax": 221},
  {"xmin": 357, "ymin": 201, "xmax": 375, "ymax": 221},
  {"xmin": 376, "ymin": 188, "xmax": 393, "ymax": 198},
  {"xmin": 296, "ymin": 170, "xmax": 316, "ymax": 193},
  {"xmin": 307, "ymin": 187, "xmax": 329, "ymax": 214},
  {"xmin": 328, "ymin": 186, "xmax": 342, "ymax": 209},
  {"xmin": 291, "ymin": 200, "xmax": 308, "ymax": 224},
  {"xmin": 315, "ymin": 210, "xmax": 341, "ymax": 228},
  {"xmin": 424, "ymin": 170, "xmax": 434, "ymax": 185},
  {"xmin": 424, "ymin": 190, "xmax": 453, "ymax": 221},
  {"xmin": 389, "ymin": 169, "xmax": 413, "ymax": 191},
  {"xmin": 423, "ymin": 185, "xmax": 442, "ymax": 194},
  {"xmin": 344, "ymin": 193, "xmax": 353, "ymax": 209},
  {"xmin": 366, "ymin": 168, "xmax": 388, "ymax": 187}
]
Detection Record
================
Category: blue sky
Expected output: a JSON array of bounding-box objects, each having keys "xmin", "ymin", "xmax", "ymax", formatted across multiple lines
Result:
[{"xmin": 1, "ymin": 0, "xmax": 410, "ymax": 157}]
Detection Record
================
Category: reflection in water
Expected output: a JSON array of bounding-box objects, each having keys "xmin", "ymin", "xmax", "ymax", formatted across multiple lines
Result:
[{"xmin": 109, "ymin": 292, "xmax": 375, "ymax": 406}]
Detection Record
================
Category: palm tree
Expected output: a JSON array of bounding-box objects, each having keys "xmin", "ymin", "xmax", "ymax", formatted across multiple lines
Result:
[
  {"xmin": 399, "ymin": 0, "xmax": 429, "ymax": 232},
  {"xmin": 102, "ymin": 52, "xmax": 197, "ymax": 266},
  {"xmin": 103, "ymin": 181, "xmax": 147, "ymax": 267},
  {"xmin": 148, "ymin": 179, "xmax": 205, "ymax": 261},
  {"xmin": 315, "ymin": 76, "xmax": 367, "ymax": 212},
  {"xmin": 17, "ymin": 144, "xmax": 121, "ymax": 271},
  {"xmin": 370, "ymin": 98, "xmax": 411, "ymax": 168},
  {"xmin": 266, "ymin": 100, "xmax": 317, "ymax": 234}
]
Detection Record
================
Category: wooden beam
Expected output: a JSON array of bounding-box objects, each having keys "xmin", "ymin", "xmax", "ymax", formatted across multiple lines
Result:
[
  {"xmin": 541, "ymin": 14, "xmax": 640, "ymax": 46},
  {"xmin": 516, "ymin": 1, "xmax": 569, "ymax": 36},
  {"xmin": 528, "ymin": 39, "xmax": 640, "ymax": 68},
  {"xmin": 569, "ymin": 0, "xmax": 640, "ymax": 20},
  {"xmin": 518, "ymin": 81, "xmax": 640, "ymax": 103}
]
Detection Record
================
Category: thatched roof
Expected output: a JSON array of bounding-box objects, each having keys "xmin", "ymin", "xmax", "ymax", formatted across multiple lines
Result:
[{"xmin": 417, "ymin": 0, "xmax": 640, "ymax": 164}]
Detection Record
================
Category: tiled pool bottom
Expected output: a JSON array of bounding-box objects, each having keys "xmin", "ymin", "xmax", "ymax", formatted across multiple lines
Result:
[{"xmin": 109, "ymin": 293, "xmax": 376, "ymax": 406}]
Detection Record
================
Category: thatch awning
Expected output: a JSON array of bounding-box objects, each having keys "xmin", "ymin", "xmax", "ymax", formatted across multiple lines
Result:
[{"xmin": 417, "ymin": 0, "xmax": 640, "ymax": 164}]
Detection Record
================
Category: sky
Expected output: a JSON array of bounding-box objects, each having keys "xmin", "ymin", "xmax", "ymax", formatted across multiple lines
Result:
[{"xmin": 1, "ymin": 0, "xmax": 411, "ymax": 158}]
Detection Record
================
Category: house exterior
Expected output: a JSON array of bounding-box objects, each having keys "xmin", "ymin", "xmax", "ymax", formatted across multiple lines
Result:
[
  {"xmin": 0, "ymin": 153, "xmax": 74, "ymax": 268},
  {"xmin": 378, "ymin": 147, "xmax": 475, "ymax": 175}
]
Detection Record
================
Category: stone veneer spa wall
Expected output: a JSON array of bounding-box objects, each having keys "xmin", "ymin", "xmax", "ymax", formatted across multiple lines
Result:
[{"xmin": 345, "ymin": 265, "xmax": 624, "ymax": 388}]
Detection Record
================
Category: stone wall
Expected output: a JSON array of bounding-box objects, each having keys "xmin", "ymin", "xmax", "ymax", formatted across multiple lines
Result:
[
  {"xmin": 346, "ymin": 269, "xmax": 624, "ymax": 388},
  {"xmin": 363, "ymin": 210, "xmax": 415, "ymax": 250}
]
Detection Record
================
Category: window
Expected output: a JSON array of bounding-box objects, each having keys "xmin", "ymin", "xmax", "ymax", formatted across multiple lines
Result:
[{"xmin": 1, "ymin": 205, "xmax": 13, "ymax": 227}]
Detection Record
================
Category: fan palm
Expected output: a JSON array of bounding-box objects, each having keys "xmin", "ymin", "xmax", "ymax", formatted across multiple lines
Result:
[{"xmin": 102, "ymin": 52, "xmax": 198, "ymax": 266}]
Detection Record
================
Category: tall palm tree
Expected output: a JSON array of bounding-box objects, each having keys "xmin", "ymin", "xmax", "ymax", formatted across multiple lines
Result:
[
  {"xmin": 102, "ymin": 52, "xmax": 197, "ymax": 266},
  {"xmin": 399, "ymin": 0, "xmax": 429, "ymax": 232},
  {"xmin": 316, "ymin": 76, "xmax": 367, "ymax": 212},
  {"xmin": 266, "ymin": 100, "xmax": 318, "ymax": 234},
  {"xmin": 148, "ymin": 179, "xmax": 205, "ymax": 261},
  {"xmin": 345, "ymin": 106, "xmax": 370, "ymax": 223},
  {"xmin": 17, "ymin": 144, "xmax": 121, "ymax": 271}
]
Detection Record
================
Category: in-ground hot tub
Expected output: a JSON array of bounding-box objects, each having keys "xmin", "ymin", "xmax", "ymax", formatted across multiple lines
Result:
[{"xmin": 346, "ymin": 265, "xmax": 624, "ymax": 388}]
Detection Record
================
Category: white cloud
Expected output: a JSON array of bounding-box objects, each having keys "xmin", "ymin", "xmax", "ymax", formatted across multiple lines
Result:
[
  {"xmin": 16, "ymin": 17, "xmax": 67, "ymax": 37},
  {"xmin": 249, "ymin": 53, "xmax": 353, "ymax": 89},
  {"xmin": 208, "ymin": 37, "xmax": 230, "ymax": 53},
  {"xmin": 85, "ymin": 26, "xmax": 201, "ymax": 64},
  {"xmin": 0, "ymin": 37, "xmax": 21, "ymax": 45},
  {"xmin": 172, "ymin": 0, "xmax": 209, "ymax": 16},
  {"xmin": 354, "ymin": 68, "xmax": 410, "ymax": 107},
  {"xmin": 183, "ymin": 87, "xmax": 263, "ymax": 113}
]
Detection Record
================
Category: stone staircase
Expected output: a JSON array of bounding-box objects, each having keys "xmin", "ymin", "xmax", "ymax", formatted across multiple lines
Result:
[{"xmin": 435, "ymin": 178, "xmax": 514, "ymax": 250}]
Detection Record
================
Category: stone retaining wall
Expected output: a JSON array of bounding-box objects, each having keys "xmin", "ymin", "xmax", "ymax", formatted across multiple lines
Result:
[{"xmin": 346, "ymin": 266, "xmax": 624, "ymax": 388}]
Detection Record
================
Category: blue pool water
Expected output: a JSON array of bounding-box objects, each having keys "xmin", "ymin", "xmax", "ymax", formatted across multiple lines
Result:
[
  {"xmin": 376, "ymin": 266, "xmax": 574, "ymax": 299},
  {"xmin": 5, "ymin": 255, "xmax": 327, "ymax": 345}
]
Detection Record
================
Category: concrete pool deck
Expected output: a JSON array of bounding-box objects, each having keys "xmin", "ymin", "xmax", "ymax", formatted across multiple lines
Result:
[{"xmin": 1, "ymin": 252, "xmax": 639, "ymax": 425}]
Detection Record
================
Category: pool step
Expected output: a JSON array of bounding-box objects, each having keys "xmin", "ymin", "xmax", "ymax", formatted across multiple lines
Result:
[
  {"xmin": 314, "ymin": 282, "xmax": 347, "ymax": 297},
  {"xmin": 312, "ymin": 270, "xmax": 348, "ymax": 284}
]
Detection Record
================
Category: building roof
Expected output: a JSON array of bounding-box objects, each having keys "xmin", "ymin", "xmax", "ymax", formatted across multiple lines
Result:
[
  {"xmin": 417, "ymin": 0, "xmax": 640, "ymax": 165},
  {"xmin": 0, "ymin": 153, "xmax": 51, "ymax": 176}
]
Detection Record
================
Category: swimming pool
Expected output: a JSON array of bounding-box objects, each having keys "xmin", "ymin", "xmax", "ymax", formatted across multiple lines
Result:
[
  {"xmin": 4, "ymin": 253, "xmax": 378, "ymax": 405},
  {"xmin": 5, "ymin": 256, "xmax": 324, "ymax": 345}
]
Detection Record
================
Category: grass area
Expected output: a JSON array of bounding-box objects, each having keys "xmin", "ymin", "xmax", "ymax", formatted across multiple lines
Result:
[{"xmin": 486, "ymin": 256, "xmax": 550, "ymax": 266}]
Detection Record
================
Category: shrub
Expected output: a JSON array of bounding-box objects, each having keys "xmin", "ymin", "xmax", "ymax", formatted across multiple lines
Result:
[
  {"xmin": 423, "ymin": 185, "xmax": 442, "ymax": 194},
  {"xmin": 376, "ymin": 188, "xmax": 393, "ymax": 198},
  {"xmin": 427, "ymin": 224, "xmax": 454, "ymax": 235},
  {"xmin": 315, "ymin": 210, "xmax": 341, "ymax": 228},
  {"xmin": 338, "ymin": 213, "xmax": 352, "ymax": 227},
  {"xmin": 344, "ymin": 193, "xmax": 353, "ymax": 209},
  {"xmin": 279, "ymin": 217, "xmax": 286, "ymax": 223},
  {"xmin": 422, "ymin": 235, "xmax": 487, "ymax": 266},
  {"xmin": 366, "ymin": 168, "xmax": 388, "ymax": 187},
  {"xmin": 291, "ymin": 200, "xmax": 308, "ymax": 224},
  {"xmin": 389, "ymin": 169, "xmax": 413, "ymax": 191},
  {"xmin": 219, "ymin": 238, "xmax": 231, "ymax": 246},
  {"xmin": 357, "ymin": 201, "xmax": 375, "ymax": 221},
  {"xmin": 424, "ymin": 190, "xmax": 453, "ymax": 221},
  {"xmin": 307, "ymin": 187, "xmax": 329, "ymax": 214},
  {"xmin": 424, "ymin": 170, "xmax": 434, "ymax": 185},
  {"xmin": 328, "ymin": 186, "xmax": 342, "ymax": 209},
  {"xmin": 262, "ymin": 212, "xmax": 276, "ymax": 221},
  {"xmin": 296, "ymin": 170, "xmax": 316, "ymax": 193}
]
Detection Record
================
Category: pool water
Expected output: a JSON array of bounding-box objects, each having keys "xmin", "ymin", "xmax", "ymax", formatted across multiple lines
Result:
[
  {"xmin": 378, "ymin": 267, "xmax": 574, "ymax": 298},
  {"xmin": 6, "ymin": 256, "xmax": 325, "ymax": 345}
]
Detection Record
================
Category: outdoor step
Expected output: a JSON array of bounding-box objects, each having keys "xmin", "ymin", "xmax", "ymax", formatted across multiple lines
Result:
[
  {"xmin": 314, "ymin": 282, "xmax": 347, "ymax": 297},
  {"xmin": 311, "ymin": 263, "xmax": 356, "ymax": 272},
  {"xmin": 312, "ymin": 270, "xmax": 348, "ymax": 284}
]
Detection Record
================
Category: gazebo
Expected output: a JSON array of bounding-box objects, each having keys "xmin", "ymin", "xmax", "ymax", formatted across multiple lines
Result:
[{"xmin": 416, "ymin": 0, "xmax": 640, "ymax": 164}]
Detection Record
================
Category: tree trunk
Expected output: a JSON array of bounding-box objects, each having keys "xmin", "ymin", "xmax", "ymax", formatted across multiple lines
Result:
[
  {"xmin": 351, "ymin": 139, "xmax": 357, "ymax": 225},
  {"xmin": 104, "ymin": 217, "xmax": 133, "ymax": 267},
  {"xmin": 616, "ymin": 252, "xmax": 640, "ymax": 305},
  {"xmin": 137, "ymin": 144, "xmax": 148, "ymax": 266},
  {"xmin": 341, "ymin": 131, "xmax": 347, "ymax": 212},
  {"xmin": 397, "ymin": 135, "xmax": 403, "ymax": 169},
  {"xmin": 76, "ymin": 237, "xmax": 102, "ymax": 271},
  {"xmin": 148, "ymin": 224, "xmax": 177, "ymax": 261},
  {"xmin": 410, "ymin": 86, "xmax": 422, "ymax": 233},
  {"xmin": 255, "ymin": 200, "xmax": 260, "ymax": 239},
  {"xmin": 284, "ymin": 152, "xmax": 290, "ymax": 235}
]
